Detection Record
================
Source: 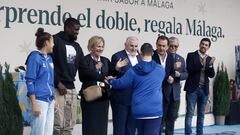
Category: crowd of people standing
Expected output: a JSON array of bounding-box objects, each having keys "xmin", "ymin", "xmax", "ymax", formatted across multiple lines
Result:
[{"xmin": 25, "ymin": 17, "xmax": 215, "ymax": 135}]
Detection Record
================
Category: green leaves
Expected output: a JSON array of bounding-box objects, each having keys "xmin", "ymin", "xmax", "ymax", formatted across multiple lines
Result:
[
  {"xmin": 0, "ymin": 63, "xmax": 23, "ymax": 135},
  {"xmin": 0, "ymin": 64, "xmax": 8, "ymax": 135},
  {"xmin": 213, "ymin": 62, "xmax": 231, "ymax": 116}
]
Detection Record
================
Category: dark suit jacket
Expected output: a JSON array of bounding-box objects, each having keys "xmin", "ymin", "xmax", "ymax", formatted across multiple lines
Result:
[
  {"xmin": 184, "ymin": 50, "xmax": 215, "ymax": 95},
  {"xmin": 79, "ymin": 54, "xmax": 111, "ymax": 99},
  {"xmin": 152, "ymin": 51, "xmax": 175, "ymax": 101},
  {"xmin": 110, "ymin": 50, "xmax": 141, "ymax": 105},
  {"xmin": 171, "ymin": 53, "xmax": 188, "ymax": 101}
]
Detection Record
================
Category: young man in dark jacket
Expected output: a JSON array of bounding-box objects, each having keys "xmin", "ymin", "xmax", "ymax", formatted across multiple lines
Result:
[
  {"xmin": 52, "ymin": 18, "xmax": 104, "ymax": 135},
  {"xmin": 184, "ymin": 38, "xmax": 215, "ymax": 135}
]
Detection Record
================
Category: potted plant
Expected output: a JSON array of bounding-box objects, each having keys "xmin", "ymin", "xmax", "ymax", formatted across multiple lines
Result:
[
  {"xmin": 213, "ymin": 62, "xmax": 231, "ymax": 125},
  {"xmin": 0, "ymin": 64, "xmax": 8, "ymax": 135},
  {"xmin": 0, "ymin": 63, "xmax": 23, "ymax": 135}
]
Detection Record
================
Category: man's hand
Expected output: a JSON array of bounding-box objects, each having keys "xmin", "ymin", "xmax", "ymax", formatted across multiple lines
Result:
[
  {"xmin": 57, "ymin": 82, "xmax": 67, "ymax": 95},
  {"xmin": 105, "ymin": 76, "xmax": 116, "ymax": 81},
  {"xmin": 167, "ymin": 76, "xmax": 174, "ymax": 84},
  {"xmin": 175, "ymin": 71, "xmax": 181, "ymax": 78},
  {"xmin": 115, "ymin": 58, "xmax": 128, "ymax": 71},
  {"xmin": 32, "ymin": 103, "xmax": 41, "ymax": 117},
  {"xmin": 105, "ymin": 76, "xmax": 116, "ymax": 84},
  {"xmin": 174, "ymin": 62, "xmax": 181, "ymax": 70},
  {"xmin": 209, "ymin": 57, "xmax": 216, "ymax": 65},
  {"xmin": 54, "ymin": 98, "xmax": 59, "ymax": 113}
]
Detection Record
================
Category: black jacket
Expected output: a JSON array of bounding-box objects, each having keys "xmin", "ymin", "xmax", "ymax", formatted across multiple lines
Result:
[
  {"xmin": 52, "ymin": 32, "xmax": 104, "ymax": 89},
  {"xmin": 152, "ymin": 51, "xmax": 175, "ymax": 101},
  {"xmin": 184, "ymin": 50, "xmax": 215, "ymax": 95},
  {"xmin": 80, "ymin": 54, "xmax": 111, "ymax": 100},
  {"xmin": 110, "ymin": 50, "xmax": 141, "ymax": 105},
  {"xmin": 52, "ymin": 31, "xmax": 83, "ymax": 89}
]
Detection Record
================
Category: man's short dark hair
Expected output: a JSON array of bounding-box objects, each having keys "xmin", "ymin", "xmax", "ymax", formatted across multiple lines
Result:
[
  {"xmin": 141, "ymin": 43, "xmax": 154, "ymax": 55},
  {"xmin": 64, "ymin": 18, "xmax": 80, "ymax": 28},
  {"xmin": 200, "ymin": 38, "xmax": 211, "ymax": 47},
  {"xmin": 156, "ymin": 35, "xmax": 169, "ymax": 45}
]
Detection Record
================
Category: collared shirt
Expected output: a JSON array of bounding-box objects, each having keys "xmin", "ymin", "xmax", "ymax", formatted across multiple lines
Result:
[
  {"xmin": 125, "ymin": 50, "xmax": 138, "ymax": 66},
  {"xmin": 158, "ymin": 53, "xmax": 167, "ymax": 68},
  {"xmin": 198, "ymin": 50, "xmax": 208, "ymax": 59},
  {"xmin": 91, "ymin": 54, "xmax": 101, "ymax": 62}
]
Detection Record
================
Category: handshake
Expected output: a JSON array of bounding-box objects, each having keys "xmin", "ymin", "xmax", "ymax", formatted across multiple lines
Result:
[{"xmin": 104, "ymin": 76, "xmax": 116, "ymax": 85}]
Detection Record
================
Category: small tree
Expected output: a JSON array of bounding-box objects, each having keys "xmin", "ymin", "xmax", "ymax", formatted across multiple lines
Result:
[
  {"xmin": 0, "ymin": 64, "xmax": 8, "ymax": 135},
  {"xmin": 2, "ymin": 63, "xmax": 23, "ymax": 135},
  {"xmin": 213, "ymin": 62, "xmax": 231, "ymax": 116}
]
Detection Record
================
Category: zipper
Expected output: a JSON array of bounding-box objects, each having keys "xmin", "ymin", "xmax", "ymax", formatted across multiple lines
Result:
[{"xmin": 46, "ymin": 56, "xmax": 53, "ymax": 99}]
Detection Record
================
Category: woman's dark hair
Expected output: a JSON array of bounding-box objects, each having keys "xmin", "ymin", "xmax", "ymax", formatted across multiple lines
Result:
[{"xmin": 35, "ymin": 28, "xmax": 51, "ymax": 49}]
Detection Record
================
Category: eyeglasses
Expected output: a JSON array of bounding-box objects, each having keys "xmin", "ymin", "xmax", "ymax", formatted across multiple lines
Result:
[{"xmin": 169, "ymin": 45, "xmax": 179, "ymax": 48}]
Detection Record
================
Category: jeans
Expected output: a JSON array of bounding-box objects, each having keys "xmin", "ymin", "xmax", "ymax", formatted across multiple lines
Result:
[
  {"xmin": 30, "ymin": 99, "xmax": 54, "ymax": 135},
  {"xmin": 136, "ymin": 117, "xmax": 162, "ymax": 135},
  {"xmin": 185, "ymin": 88, "xmax": 208, "ymax": 135}
]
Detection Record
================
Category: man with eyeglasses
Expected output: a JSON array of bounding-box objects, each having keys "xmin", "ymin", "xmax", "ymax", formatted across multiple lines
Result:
[{"xmin": 164, "ymin": 37, "xmax": 188, "ymax": 135}]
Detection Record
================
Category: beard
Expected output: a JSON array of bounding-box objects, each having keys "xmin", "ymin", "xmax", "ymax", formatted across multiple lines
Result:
[
  {"xmin": 69, "ymin": 34, "xmax": 77, "ymax": 41},
  {"xmin": 200, "ymin": 48, "xmax": 206, "ymax": 54}
]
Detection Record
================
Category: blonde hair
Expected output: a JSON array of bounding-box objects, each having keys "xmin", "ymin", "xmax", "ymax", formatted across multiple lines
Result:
[{"xmin": 87, "ymin": 36, "xmax": 105, "ymax": 52}]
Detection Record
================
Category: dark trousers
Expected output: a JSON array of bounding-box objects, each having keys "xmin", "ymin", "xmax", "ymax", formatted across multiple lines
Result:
[
  {"xmin": 160, "ymin": 96, "xmax": 180, "ymax": 135},
  {"xmin": 111, "ymin": 101, "xmax": 136, "ymax": 135},
  {"xmin": 81, "ymin": 98, "xmax": 109, "ymax": 135},
  {"xmin": 136, "ymin": 117, "xmax": 162, "ymax": 135}
]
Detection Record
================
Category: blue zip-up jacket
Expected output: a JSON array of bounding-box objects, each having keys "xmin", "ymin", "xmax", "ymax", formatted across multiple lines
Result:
[
  {"xmin": 110, "ymin": 60, "xmax": 165, "ymax": 119},
  {"xmin": 25, "ymin": 51, "xmax": 54, "ymax": 102}
]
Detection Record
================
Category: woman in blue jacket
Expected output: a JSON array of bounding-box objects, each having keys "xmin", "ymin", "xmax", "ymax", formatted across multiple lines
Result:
[
  {"xmin": 25, "ymin": 28, "xmax": 57, "ymax": 135},
  {"xmin": 107, "ymin": 43, "xmax": 165, "ymax": 135}
]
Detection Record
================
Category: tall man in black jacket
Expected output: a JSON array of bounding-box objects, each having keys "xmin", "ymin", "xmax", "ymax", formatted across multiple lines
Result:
[
  {"xmin": 184, "ymin": 38, "xmax": 215, "ymax": 135},
  {"xmin": 152, "ymin": 35, "xmax": 175, "ymax": 135},
  {"xmin": 52, "ymin": 18, "xmax": 104, "ymax": 135}
]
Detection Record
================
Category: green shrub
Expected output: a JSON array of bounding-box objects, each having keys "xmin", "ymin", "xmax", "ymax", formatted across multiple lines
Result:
[
  {"xmin": 0, "ymin": 64, "xmax": 8, "ymax": 135},
  {"xmin": 0, "ymin": 63, "xmax": 23, "ymax": 135},
  {"xmin": 213, "ymin": 62, "xmax": 231, "ymax": 116}
]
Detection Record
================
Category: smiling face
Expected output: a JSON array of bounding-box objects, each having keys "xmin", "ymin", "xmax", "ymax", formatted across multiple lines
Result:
[
  {"xmin": 125, "ymin": 37, "xmax": 139, "ymax": 56},
  {"xmin": 168, "ymin": 41, "xmax": 179, "ymax": 54},
  {"xmin": 199, "ymin": 40, "xmax": 210, "ymax": 54},
  {"xmin": 88, "ymin": 36, "xmax": 105, "ymax": 58},
  {"xmin": 168, "ymin": 37, "xmax": 179, "ymax": 54},
  {"xmin": 91, "ymin": 40, "xmax": 104, "ymax": 57},
  {"xmin": 156, "ymin": 39, "xmax": 168, "ymax": 56}
]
